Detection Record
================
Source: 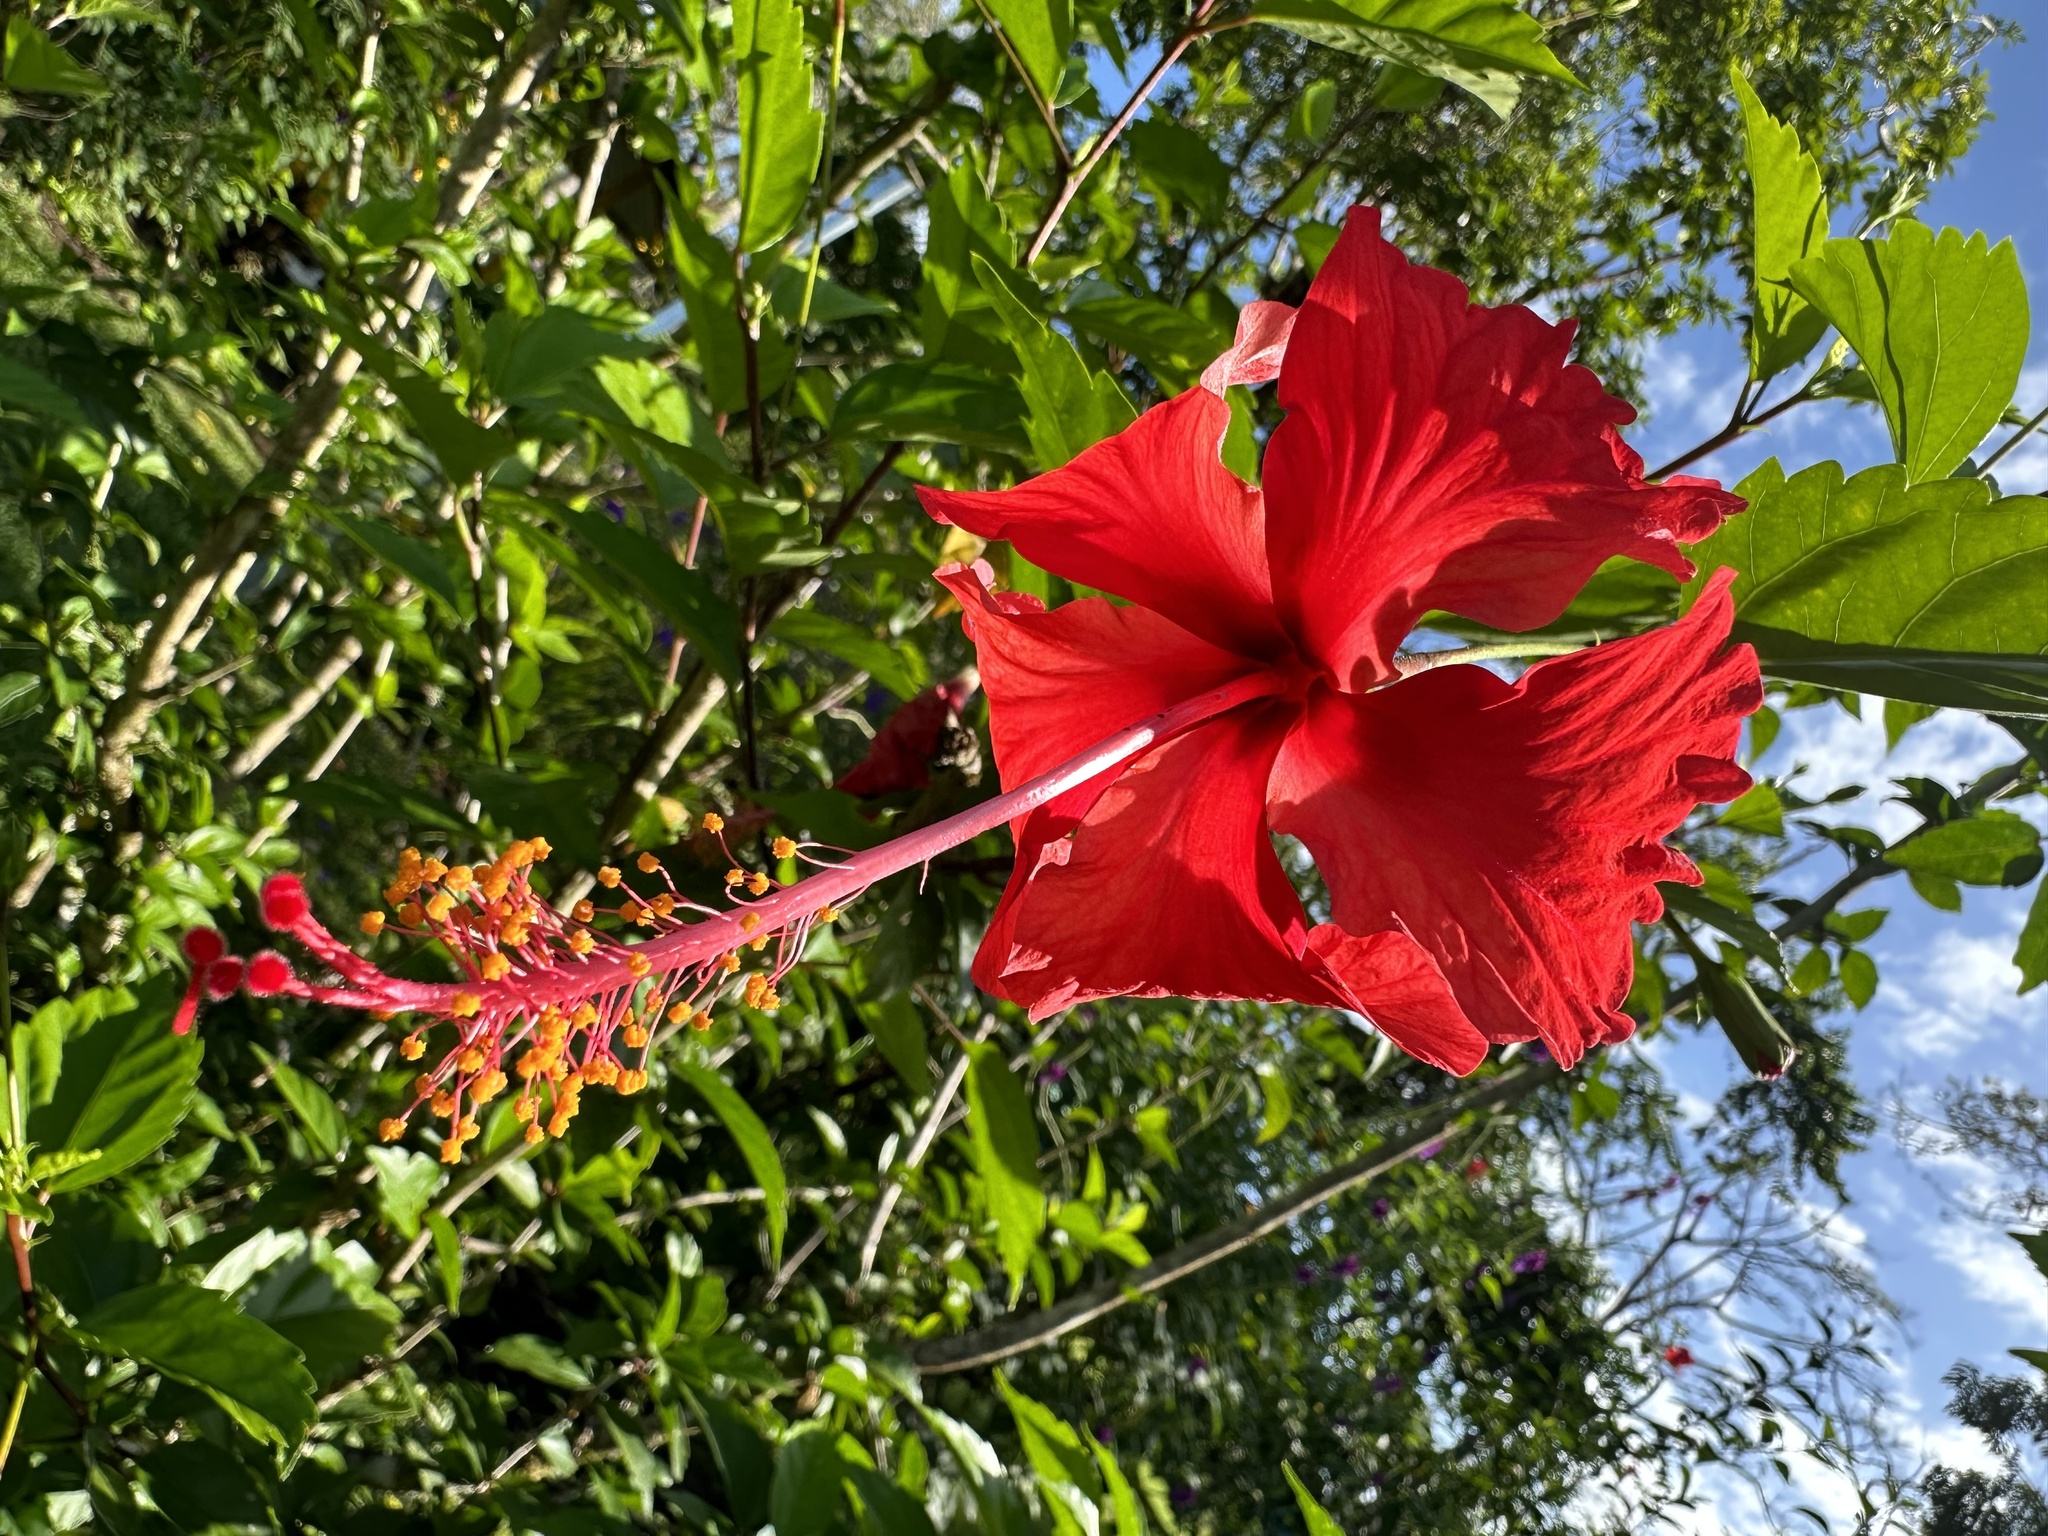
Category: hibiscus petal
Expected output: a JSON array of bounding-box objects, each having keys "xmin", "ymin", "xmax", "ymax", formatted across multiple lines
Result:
[
  {"xmin": 1302, "ymin": 927, "xmax": 1489, "ymax": 1076},
  {"xmin": 921, "ymin": 389, "xmax": 1289, "ymax": 659},
  {"xmin": 1269, "ymin": 570, "xmax": 1761, "ymax": 1069},
  {"xmin": 1263, "ymin": 207, "xmax": 1745, "ymax": 689},
  {"xmin": 992, "ymin": 701, "xmax": 1340, "ymax": 1020},
  {"xmin": 1201, "ymin": 300, "xmax": 1298, "ymax": 393}
]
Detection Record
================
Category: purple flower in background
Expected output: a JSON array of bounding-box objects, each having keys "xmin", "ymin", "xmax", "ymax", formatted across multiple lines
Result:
[
  {"xmin": 1528, "ymin": 1040, "xmax": 1552, "ymax": 1063},
  {"xmin": 602, "ymin": 497, "xmax": 627, "ymax": 522},
  {"xmin": 1333, "ymin": 1253, "xmax": 1362, "ymax": 1279},
  {"xmin": 1510, "ymin": 1249, "xmax": 1549, "ymax": 1275},
  {"xmin": 1038, "ymin": 1060, "xmax": 1069, "ymax": 1084},
  {"xmin": 1416, "ymin": 1139, "xmax": 1445, "ymax": 1161},
  {"xmin": 1693, "ymin": 1192, "xmax": 1715, "ymax": 1209},
  {"xmin": 1372, "ymin": 1373, "xmax": 1406, "ymax": 1395},
  {"xmin": 1170, "ymin": 1486, "xmax": 1199, "ymax": 1511},
  {"xmin": 1187, "ymin": 1354, "xmax": 1209, "ymax": 1380},
  {"xmin": 1296, "ymin": 1263, "xmax": 1320, "ymax": 1286},
  {"xmin": 1093, "ymin": 1424, "xmax": 1116, "ymax": 1446},
  {"xmin": 1371, "ymin": 1198, "xmax": 1390, "ymax": 1220},
  {"xmin": 653, "ymin": 625, "xmax": 675, "ymax": 652}
]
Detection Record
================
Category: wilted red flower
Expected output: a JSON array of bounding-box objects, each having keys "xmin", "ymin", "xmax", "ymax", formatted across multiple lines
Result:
[
  {"xmin": 1664, "ymin": 1345, "xmax": 1695, "ymax": 1369},
  {"xmin": 836, "ymin": 672, "xmax": 981, "ymax": 797},
  {"xmin": 921, "ymin": 208, "xmax": 1760, "ymax": 1073}
]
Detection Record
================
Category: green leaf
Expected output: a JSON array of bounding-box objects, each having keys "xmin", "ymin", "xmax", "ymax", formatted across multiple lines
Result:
[
  {"xmin": 1715, "ymin": 781, "xmax": 1785, "ymax": 836},
  {"xmin": 0, "ymin": 354, "xmax": 91, "ymax": 427},
  {"xmin": 3, "ymin": 16, "xmax": 109, "ymax": 95},
  {"xmin": 557, "ymin": 506, "xmax": 744, "ymax": 684},
  {"xmin": 1838, "ymin": 948, "xmax": 1879, "ymax": 1009},
  {"xmin": 1684, "ymin": 461, "xmax": 2048, "ymax": 713},
  {"xmin": 385, "ymin": 373, "xmax": 515, "ymax": 484},
  {"xmin": 1789, "ymin": 221, "xmax": 2029, "ymax": 482},
  {"xmin": 426, "ymin": 1211, "xmax": 463, "ymax": 1313},
  {"xmin": 965, "ymin": 1042, "xmax": 1045, "ymax": 1304},
  {"xmin": 2016, "ymin": 879, "xmax": 2048, "ymax": 994},
  {"xmin": 332, "ymin": 514, "xmax": 467, "ymax": 617},
  {"xmin": 76, "ymin": 1282, "xmax": 315, "ymax": 1447},
  {"xmin": 734, "ymin": 0, "xmax": 824, "ymax": 253},
  {"xmin": 865, "ymin": 992, "xmax": 930, "ymax": 1093},
  {"xmin": 1284, "ymin": 1464, "xmax": 1346, "ymax": 1536},
  {"xmin": 976, "ymin": 257, "xmax": 1136, "ymax": 469},
  {"xmin": 254, "ymin": 1048, "xmax": 346, "ymax": 1160},
  {"xmin": 1249, "ymin": 0, "xmax": 1580, "ymax": 118},
  {"xmin": 1133, "ymin": 1104, "xmax": 1179, "ymax": 1170},
  {"xmin": 29, "ymin": 979, "xmax": 202, "ymax": 1193},
  {"xmin": 1659, "ymin": 883, "xmax": 1786, "ymax": 974},
  {"xmin": 1672, "ymin": 926, "xmax": 1796, "ymax": 1079},
  {"xmin": 0, "ymin": 673, "xmax": 46, "ymax": 731},
  {"xmin": 365, "ymin": 1146, "xmax": 441, "ymax": 1240},
  {"xmin": 485, "ymin": 1333, "xmax": 591, "ymax": 1390},
  {"xmin": 1093, "ymin": 1441, "xmax": 1148, "ymax": 1536},
  {"xmin": 691, "ymin": 1393, "xmax": 775, "ymax": 1530},
  {"xmin": 771, "ymin": 608, "xmax": 928, "ymax": 700},
  {"xmin": 1730, "ymin": 68, "xmax": 1830, "ymax": 380},
  {"xmin": 996, "ymin": 1377, "xmax": 1101, "ymax": 1536},
  {"xmin": 679, "ymin": 1064, "xmax": 788, "ymax": 1265},
  {"xmin": 984, "ymin": 0, "xmax": 1073, "ymax": 105},
  {"xmin": 1889, "ymin": 812, "xmax": 2041, "ymax": 886},
  {"xmin": 849, "ymin": 1465, "xmax": 940, "ymax": 1536},
  {"xmin": 1908, "ymin": 869, "xmax": 1963, "ymax": 911},
  {"xmin": 1885, "ymin": 698, "xmax": 1939, "ymax": 750},
  {"xmin": 1253, "ymin": 1063, "xmax": 1293, "ymax": 1145},
  {"xmin": 1125, "ymin": 117, "xmax": 1233, "ymax": 223},
  {"xmin": 238, "ymin": 1240, "xmax": 400, "ymax": 1383},
  {"xmin": 771, "ymin": 1428, "xmax": 845, "ymax": 1536},
  {"xmin": 1065, "ymin": 294, "xmax": 1233, "ymax": 390},
  {"xmin": 832, "ymin": 362, "xmax": 1029, "ymax": 454}
]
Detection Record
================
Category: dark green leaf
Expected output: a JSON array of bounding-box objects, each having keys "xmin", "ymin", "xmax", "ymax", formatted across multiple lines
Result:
[
  {"xmin": 484, "ymin": 1333, "xmax": 591, "ymax": 1390},
  {"xmin": 976, "ymin": 257, "xmax": 1136, "ymax": 469},
  {"xmin": 332, "ymin": 513, "xmax": 468, "ymax": 617},
  {"xmin": 254, "ymin": 1048, "xmax": 346, "ymax": 1160},
  {"xmin": 865, "ymin": 992, "xmax": 930, "ymax": 1092},
  {"xmin": 76, "ymin": 1281, "xmax": 315, "ymax": 1447},
  {"xmin": 557, "ymin": 506, "xmax": 744, "ymax": 684},
  {"xmin": 385, "ymin": 373, "xmax": 515, "ymax": 484},
  {"xmin": 365, "ymin": 1146, "xmax": 441, "ymax": 1240},
  {"xmin": 849, "ymin": 1465, "xmax": 940, "ymax": 1536},
  {"xmin": 1125, "ymin": 117, "xmax": 1233, "ymax": 223},
  {"xmin": 3, "ymin": 16, "xmax": 109, "ymax": 95},
  {"xmin": 680, "ymin": 1064, "xmax": 787, "ymax": 1264},
  {"xmin": 771, "ymin": 608, "xmax": 928, "ymax": 699},
  {"xmin": 1889, "ymin": 811, "xmax": 2040, "ymax": 885},
  {"xmin": 0, "ymin": 673, "xmax": 46, "ymax": 731},
  {"xmin": 771, "ymin": 1428, "xmax": 845, "ymax": 1536},
  {"xmin": 1789, "ymin": 221, "xmax": 2029, "ymax": 482},
  {"xmin": 0, "ymin": 354, "xmax": 91, "ymax": 426},
  {"xmin": 239, "ymin": 1241, "xmax": 400, "ymax": 1382},
  {"xmin": 833, "ymin": 363, "xmax": 1029, "ymax": 454},
  {"xmin": 690, "ymin": 1392, "xmax": 774, "ymax": 1530},
  {"xmin": 2017, "ymin": 879, "xmax": 2048, "ymax": 994},
  {"xmin": 1838, "ymin": 948, "xmax": 1879, "ymax": 1008}
]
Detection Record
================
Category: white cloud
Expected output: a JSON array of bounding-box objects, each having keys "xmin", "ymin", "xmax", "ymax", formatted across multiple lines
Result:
[{"xmin": 1924, "ymin": 1217, "xmax": 2048, "ymax": 1332}]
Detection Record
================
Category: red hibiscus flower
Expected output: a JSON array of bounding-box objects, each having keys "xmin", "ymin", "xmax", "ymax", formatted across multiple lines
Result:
[
  {"xmin": 836, "ymin": 672, "xmax": 981, "ymax": 797},
  {"xmin": 920, "ymin": 208, "xmax": 1760, "ymax": 1074}
]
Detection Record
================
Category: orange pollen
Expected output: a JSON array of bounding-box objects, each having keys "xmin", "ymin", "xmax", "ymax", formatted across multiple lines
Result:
[
  {"xmin": 701, "ymin": 812, "xmax": 725, "ymax": 833},
  {"xmin": 771, "ymin": 836, "xmax": 797, "ymax": 859},
  {"xmin": 722, "ymin": 952, "xmax": 742, "ymax": 974},
  {"xmin": 529, "ymin": 837, "xmax": 553, "ymax": 861},
  {"xmin": 571, "ymin": 899, "xmax": 595, "ymax": 923},
  {"xmin": 740, "ymin": 912, "xmax": 763, "ymax": 933},
  {"xmin": 446, "ymin": 865, "xmax": 474, "ymax": 891},
  {"xmin": 618, "ymin": 1069, "xmax": 647, "ymax": 1095},
  {"xmin": 744, "ymin": 872, "xmax": 771, "ymax": 896},
  {"xmin": 818, "ymin": 904, "xmax": 840, "ymax": 922},
  {"xmin": 627, "ymin": 953, "xmax": 652, "ymax": 979},
  {"xmin": 360, "ymin": 911, "xmax": 387, "ymax": 936},
  {"xmin": 515, "ymin": 1096, "xmax": 538, "ymax": 1123},
  {"xmin": 651, "ymin": 894, "xmax": 675, "ymax": 917},
  {"xmin": 480, "ymin": 953, "xmax": 511, "ymax": 981},
  {"xmin": 500, "ymin": 921, "xmax": 529, "ymax": 946},
  {"xmin": 668, "ymin": 1002, "xmax": 691, "ymax": 1024},
  {"xmin": 422, "ymin": 857, "xmax": 448, "ymax": 881},
  {"xmin": 456, "ymin": 1047, "xmax": 485, "ymax": 1073},
  {"xmin": 637, "ymin": 852, "xmax": 661, "ymax": 873},
  {"xmin": 379, "ymin": 1117, "xmax": 407, "ymax": 1142},
  {"xmin": 622, "ymin": 1023, "xmax": 648, "ymax": 1048},
  {"xmin": 572, "ymin": 1002, "xmax": 599, "ymax": 1029},
  {"xmin": 397, "ymin": 901, "xmax": 424, "ymax": 926},
  {"xmin": 400, "ymin": 1033, "xmax": 426, "ymax": 1061},
  {"xmin": 451, "ymin": 993, "xmax": 482, "ymax": 1018},
  {"xmin": 430, "ymin": 1091, "xmax": 457, "ymax": 1117},
  {"xmin": 524, "ymin": 1122, "xmax": 546, "ymax": 1144},
  {"xmin": 725, "ymin": 868, "xmax": 745, "ymax": 887},
  {"xmin": 440, "ymin": 1138, "xmax": 464, "ymax": 1164},
  {"xmin": 597, "ymin": 866, "xmax": 622, "ymax": 888},
  {"xmin": 620, "ymin": 901, "xmax": 643, "ymax": 924},
  {"xmin": 425, "ymin": 892, "xmax": 455, "ymax": 923},
  {"xmin": 569, "ymin": 930, "xmax": 595, "ymax": 956},
  {"xmin": 473, "ymin": 1070, "xmax": 507, "ymax": 1103},
  {"xmin": 691, "ymin": 1010, "xmax": 713, "ymax": 1031}
]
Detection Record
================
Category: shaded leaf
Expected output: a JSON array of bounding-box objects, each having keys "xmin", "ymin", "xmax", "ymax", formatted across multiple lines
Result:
[
  {"xmin": 966, "ymin": 1042, "xmax": 1045, "ymax": 1304},
  {"xmin": 29, "ymin": 979, "xmax": 201, "ymax": 1193},
  {"xmin": 680, "ymin": 1064, "xmax": 788, "ymax": 1264},
  {"xmin": 771, "ymin": 1428, "xmax": 845, "ymax": 1536},
  {"xmin": 557, "ymin": 506, "xmax": 744, "ymax": 684},
  {"xmin": 833, "ymin": 363, "xmax": 1029, "ymax": 454}
]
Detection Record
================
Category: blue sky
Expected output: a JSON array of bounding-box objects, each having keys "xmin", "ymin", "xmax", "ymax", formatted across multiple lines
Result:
[{"xmin": 1622, "ymin": 7, "xmax": 2048, "ymax": 1518}]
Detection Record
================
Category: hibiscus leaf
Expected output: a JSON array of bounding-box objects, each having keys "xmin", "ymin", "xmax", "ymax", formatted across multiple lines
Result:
[
  {"xmin": 556, "ymin": 506, "xmax": 745, "ymax": 685},
  {"xmin": 75, "ymin": 1281, "xmax": 315, "ymax": 1448},
  {"xmin": 1254, "ymin": 1062, "xmax": 1294, "ymax": 1145},
  {"xmin": 833, "ymin": 362, "xmax": 1030, "ymax": 455},
  {"xmin": 1284, "ymin": 1464, "xmax": 1346, "ymax": 1536},
  {"xmin": 679, "ymin": 1064, "xmax": 788, "ymax": 1265},
  {"xmin": 1887, "ymin": 811, "xmax": 2041, "ymax": 887},
  {"xmin": 733, "ymin": 0, "xmax": 823, "ymax": 253},
  {"xmin": 1788, "ymin": 221, "xmax": 2028, "ymax": 482},
  {"xmin": 965, "ymin": 1042, "xmax": 1045, "ymax": 1304},
  {"xmin": 975, "ymin": 256, "xmax": 1136, "ymax": 470},
  {"xmin": 4, "ymin": 16, "xmax": 110, "ymax": 96},
  {"xmin": 1684, "ymin": 461, "xmax": 2048, "ymax": 714},
  {"xmin": 770, "ymin": 608, "xmax": 927, "ymax": 700},
  {"xmin": 981, "ymin": 0, "xmax": 1072, "ymax": 107},
  {"xmin": 1249, "ymin": 0, "xmax": 1580, "ymax": 119},
  {"xmin": 1658, "ymin": 884, "xmax": 1786, "ymax": 975},
  {"xmin": 1730, "ymin": 68, "xmax": 1831, "ymax": 381}
]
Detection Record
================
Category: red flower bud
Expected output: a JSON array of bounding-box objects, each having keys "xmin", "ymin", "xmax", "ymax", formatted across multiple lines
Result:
[
  {"xmin": 1663, "ymin": 1345, "xmax": 1695, "ymax": 1369},
  {"xmin": 260, "ymin": 873, "xmax": 311, "ymax": 931},
  {"xmin": 182, "ymin": 928, "xmax": 227, "ymax": 964},
  {"xmin": 203, "ymin": 957, "xmax": 246, "ymax": 999},
  {"xmin": 245, "ymin": 950, "xmax": 294, "ymax": 995}
]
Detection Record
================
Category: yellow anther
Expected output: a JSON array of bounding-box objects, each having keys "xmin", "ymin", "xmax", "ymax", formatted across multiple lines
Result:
[
  {"xmin": 818, "ymin": 904, "xmax": 840, "ymax": 922},
  {"xmin": 725, "ymin": 867, "xmax": 746, "ymax": 887},
  {"xmin": 572, "ymin": 1002, "xmax": 599, "ymax": 1029},
  {"xmin": 400, "ymin": 1033, "xmax": 426, "ymax": 1061},
  {"xmin": 422, "ymin": 857, "xmax": 448, "ymax": 881},
  {"xmin": 515, "ymin": 1095, "xmax": 538, "ymax": 1123},
  {"xmin": 701, "ymin": 812, "xmax": 724, "ymax": 834},
  {"xmin": 620, "ymin": 901, "xmax": 643, "ymax": 925},
  {"xmin": 500, "ymin": 921, "xmax": 530, "ymax": 947},
  {"xmin": 451, "ymin": 992, "xmax": 482, "ymax": 1018},
  {"xmin": 360, "ymin": 910, "xmax": 387, "ymax": 936},
  {"xmin": 524, "ymin": 1121, "xmax": 546, "ymax": 1144},
  {"xmin": 571, "ymin": 899, "xmax": 595, "ymax": 923},
  {"xmin": 379, "ymin": 1118, "xmax": 407, "ymax": 1142},
  {"xmin": 413, "ymin": 1074, "xmax": 437, "ymax": 1099},
  {"xmin": 480, "ymin": 953, "xmax": 511, "ymax": 981},
  {"xmin": 480, "ymin": 869, "xmax": 511, "ymax": 901},
  {"xmin": 622, "ymin": 1023, "xmax": 648, "ymax": 1048},
  {"xmin": 740, "ymin": 912, "xmax": 762, "ymax": 933},
  {"xmin": 722, "ymin": 952, "xmax": 742, "ymax": 974},
  {"xmin": 651, "ymin": 894, "xmax": 675, "ymax": 917},
  {"xmin": 668, "ymin": 1001, "xmax": 691, "ymax": 1024},
  {"xmin": 456, "ymin": 1047, "xmax": 485, "ymax": 1073},
  {"xmin": 425, "ymin": 892, "xmax": 455, "ymax": 923},
  {"xmin": 749, "ymin": 934, "xmax": 769, "ymax": 952},
  {"xmin": 397, "ymin": 901, "xmax": 424, "ymax": 926},
  {"xmin": 627, "ymin": 953, "xmax": 652, "ymax": 979},
  {"xmin": 473, "ymin": 1070, "xmax": 507, "ymax": 1103},
  {"xmin": 569, "ymin": 930, "xmax": 595, "ymax": 956},
  {"xmin": 446, "ymin": 865, "xmax": 474, "ymax": 892},
  {"xmin": 745, "ymin": 872, "xmax": 771, "ymax": 896},
  {"xmin": 691, "ymin": 1010, "xmax": 713, "ymax": 1031},
  {"xmin": 637, "ymin": 852, "xmax": 661, "ymax": 873},
  {"xmin": 430, "ymin": 1091, "xmax": 457, "ymax": 1117},
  {"xmin": 597, "ymin": 866, "xmax": 622, "ymax": 888},
  {"xmin": 440, "ymin": 1138, "xmax": 464, "ymax": 1164},
  {"xmin": 529, "ymin": 837, "xmax": 552, "ymax": 861},
  {"xmin": 771, "ymin": 836, "xmax": 797, "ymax": 860},
  {"xmin": 618, "ymin": 1069, "xmax": 647, "ymax": 1095}
]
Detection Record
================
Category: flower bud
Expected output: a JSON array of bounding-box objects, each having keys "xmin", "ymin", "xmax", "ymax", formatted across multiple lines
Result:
[
  {"xmin": 259, "ymin": 873, "xmax": 311, "ymax": 931},
  {"xmin": 182, "ymin": 928, "xmax": 227, "ymax": 964},
  {"xmin": 245, "ymin": 951, "xmax": 294, "ymax": 995}
]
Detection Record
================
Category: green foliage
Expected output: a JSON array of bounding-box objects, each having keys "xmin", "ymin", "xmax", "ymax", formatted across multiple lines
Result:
[{"xmin": 1731, "ymin": 66, "xmax": 1831, "ymax": 380}]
